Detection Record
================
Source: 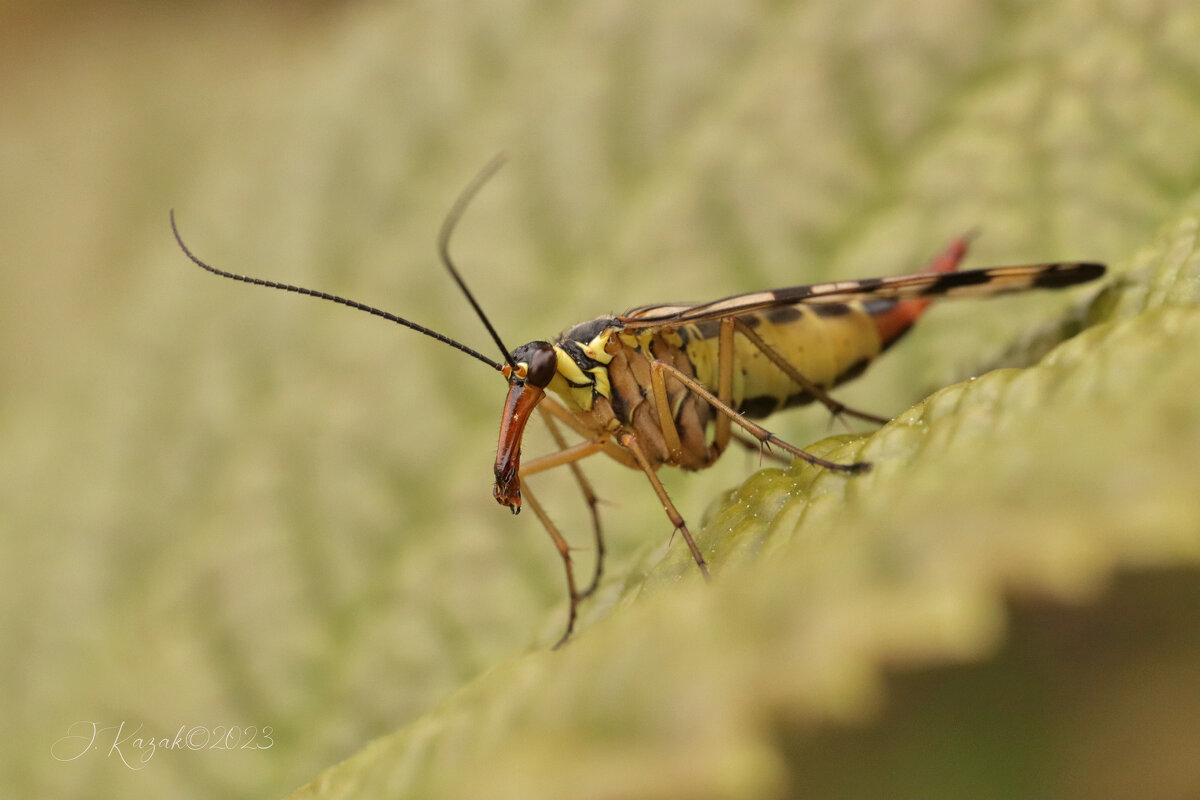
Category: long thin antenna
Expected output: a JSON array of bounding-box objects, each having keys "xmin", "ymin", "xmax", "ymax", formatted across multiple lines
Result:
[
  {"xmin": 438, "ymin": 153, "xmax": 519, "ymax": 371},
  {"xmin": 170, "ymin": 210, "xmax": 505, "ymax": 372}
]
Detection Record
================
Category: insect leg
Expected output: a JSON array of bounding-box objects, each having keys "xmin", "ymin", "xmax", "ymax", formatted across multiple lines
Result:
[
  {"xmin": 535, "ymin": 398, "xmax": 643, "ymax": 472},
  {"xmin": 648, "ymin": 352, "xmax": 685, "ymax": 463},
  {"xmin": 731, "ymin": 317, "xmax": 890, "ymax": 425},
  {"xmin": 711, "ymin": 318, "xmax": 736, "ymax": 457},
  {"xmin": 650, "ymin": 360, "xmax": 871, "ymax": 473},
  {"xmin": 615, "ymin": 430, "xmax": 711, "ymax": 579},
  {"xmin": 538, "ymin": 409, "xmax": 606, "ymax": 598},
  {"xmin": 520, "ymin": 482, "xmax": 580, "ymax": 649},
  {"xmin": 729, "ymin": 430, "xmax": 793, "ymax": 465},
  {"xmin": 519, "ymin": 439, "xmax": 609, "ymax": 475}
]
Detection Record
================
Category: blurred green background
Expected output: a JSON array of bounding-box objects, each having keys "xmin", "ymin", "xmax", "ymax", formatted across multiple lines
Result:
[{"xmin": 3, "ymin": 1, "xmax": 1199, "ymax": 798}]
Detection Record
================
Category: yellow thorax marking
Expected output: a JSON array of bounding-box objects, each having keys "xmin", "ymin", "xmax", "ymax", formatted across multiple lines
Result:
[
  {"xmin": 548, "ymin": 327, "xmax": 616, "ymax": 411},
  {"xmin": 619, "ymin": 327, "xmax": 684, "ymax": 351}
]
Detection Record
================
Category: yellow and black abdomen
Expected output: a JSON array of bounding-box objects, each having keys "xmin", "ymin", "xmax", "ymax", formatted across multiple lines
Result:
[{"xmin": 682, "ymin": 302, "xmax": 885, "ymax": 419}]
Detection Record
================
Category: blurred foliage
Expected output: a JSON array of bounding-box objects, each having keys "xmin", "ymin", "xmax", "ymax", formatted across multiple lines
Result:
[{"xmin": 2, "ymin": 1, "xmax": 1199, "ymax": 799}]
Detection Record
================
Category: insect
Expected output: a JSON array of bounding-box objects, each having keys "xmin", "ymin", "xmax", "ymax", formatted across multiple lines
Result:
[{"xmin": 172, "ymin": 157, "xmax": 1106, "ymax": 646}]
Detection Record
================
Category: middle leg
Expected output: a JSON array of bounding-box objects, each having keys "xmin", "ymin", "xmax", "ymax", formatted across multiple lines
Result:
[{"xmin": 615, "ymin": 429, "xmax": 711, "ymax": 579}]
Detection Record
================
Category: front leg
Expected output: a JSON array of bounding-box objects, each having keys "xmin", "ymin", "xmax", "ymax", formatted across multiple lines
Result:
[
  {"xmin": 518, "ymin": 482, "xmax": 581, "ymax": 649},
  {"xmin": 538, "ymin": 409, "xmax": 606, "ymax": 599}
]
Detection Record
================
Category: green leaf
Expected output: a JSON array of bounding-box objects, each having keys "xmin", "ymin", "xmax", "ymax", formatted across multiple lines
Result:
[
  {"xmin": 286, "ymin": 198, "xmax": 1200, "ymax": 800},
  {"xmin": 4, "ymin": 2, "xmax": 1200, "ymax": 799}
]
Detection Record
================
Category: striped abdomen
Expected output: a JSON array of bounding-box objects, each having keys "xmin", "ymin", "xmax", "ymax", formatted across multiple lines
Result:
[{"xmin": 681, "ymin": 294, "xmax": 935, "ymax": 419}]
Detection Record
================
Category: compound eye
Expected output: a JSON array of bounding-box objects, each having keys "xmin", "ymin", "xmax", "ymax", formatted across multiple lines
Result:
[{"xmin": 524, "ymin": 343, "xmax": 558, "ymax": 388}]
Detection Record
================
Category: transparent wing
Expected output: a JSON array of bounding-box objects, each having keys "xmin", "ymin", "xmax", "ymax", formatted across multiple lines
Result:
[{"xmin": 618, "ymin": 263, "xmax": 1104, "ymax": 329}]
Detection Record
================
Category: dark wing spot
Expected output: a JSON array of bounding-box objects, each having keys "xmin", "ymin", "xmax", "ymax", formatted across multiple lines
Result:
[
  {"xmin": 921, "ymin": 270, "xmax": 992, "ymax": 295},
  {"xmin": 852, "ymin": 277, "xmax": 885, "ymax": 293},
  {"xmin": 1033, "ymin": 263, "xmax": 1106, "ymax": 288}
]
